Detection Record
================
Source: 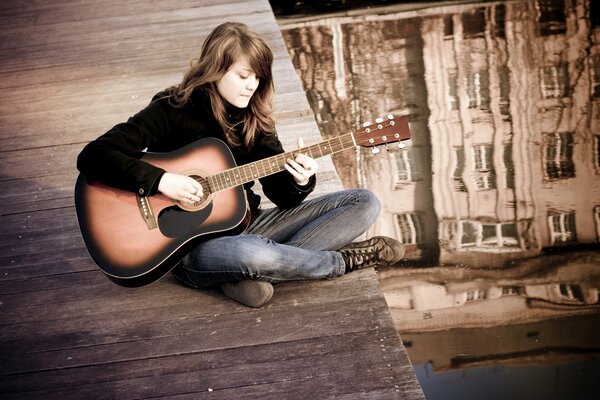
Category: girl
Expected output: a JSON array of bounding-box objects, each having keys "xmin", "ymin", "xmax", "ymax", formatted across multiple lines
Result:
[{"xmin": 77, "ymin": 22, "xmax": 404, "ymax": 307}]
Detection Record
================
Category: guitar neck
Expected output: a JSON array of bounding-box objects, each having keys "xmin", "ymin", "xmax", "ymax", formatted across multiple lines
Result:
[{"xmin": 207, "ymin": 133, "xmax": 356, "ymax": 192}]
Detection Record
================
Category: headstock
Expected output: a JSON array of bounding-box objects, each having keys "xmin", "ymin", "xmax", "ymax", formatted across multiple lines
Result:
[{"xmin": 354, "ymin": 114, "xmax": 411, "ymax": 153}]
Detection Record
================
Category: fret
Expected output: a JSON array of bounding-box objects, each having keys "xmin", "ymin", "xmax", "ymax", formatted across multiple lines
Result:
[
  {"xmin": 241, "ymin": 164, "xmax": 251, "ymax": 181},
  {"xmin": 267, "ymin": 156, "xmax": 278, "ymax": 175},
  {"xmin": 207, "ymin": 175, "xmax": 217, "ymax": 192},
  {"xmin": 210, "ymin": 175, "xmax": 218, "ymax": 192},
  {"xmin": 211, "ymin": 173, "xmax": 219, "ymax": 192},
  {"xmin": 208, "ymin": 133, "xmax": 361, "ymax": 193},
  {"xmin": 224, "ymin": 169, "xmax": 233, "ymax": 187},
  {"xmin": 213, "ymin": 171, "xmax": 220, "ymax": 189},
  {"xmin": 307, "ymin": 144, "xmax": 317, "ymax": 159},
  {"xmin": 317, "ymin": 142, "xmax": 324, "ymax": 158},
  {"xmin": 214, "ymin": 171, "xmax": 223, "ymax": 191},
  {"xmin": 225, "ymin": 169, "xmax": 234, "ymax": 188},
  {"xmin": 259, "ymin": 157, "xmax": 267, "ymax": 178}
]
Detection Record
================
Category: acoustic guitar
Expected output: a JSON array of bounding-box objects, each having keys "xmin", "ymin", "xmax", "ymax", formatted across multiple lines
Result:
[{"xmin": 74, "ymin": 114, "xmax": 411, "ymax": 286}]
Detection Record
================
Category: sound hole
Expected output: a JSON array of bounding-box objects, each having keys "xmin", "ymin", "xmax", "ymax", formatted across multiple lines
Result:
[
  {"xmin": 176, "ymin": 174, "xmax": 212, "ymax": 212},
  {"xmin": 158, "ymin": 201, "xmax": 213, "ymax": 238}
]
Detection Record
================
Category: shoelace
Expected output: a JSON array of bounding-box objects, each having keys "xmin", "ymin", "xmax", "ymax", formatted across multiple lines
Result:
[{"xmin": 342, "ymin": 243, "xmax": 385, "ymax": 271}]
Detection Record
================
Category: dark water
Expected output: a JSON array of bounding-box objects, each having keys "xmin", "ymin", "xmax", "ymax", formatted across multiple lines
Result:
[{"xmin": 275, "ymin": 0, "xmax": 600, "ymax": 398}]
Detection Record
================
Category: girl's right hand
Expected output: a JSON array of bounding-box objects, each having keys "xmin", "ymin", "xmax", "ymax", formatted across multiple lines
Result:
[{"xmin": 158, "ymin": 172, "xmax": 203, "ymax": 203}]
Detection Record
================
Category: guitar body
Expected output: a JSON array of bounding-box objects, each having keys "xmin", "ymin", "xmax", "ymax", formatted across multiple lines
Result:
[{"xmin": 75, "ymin": 138, "xmax": 249, "ymax": 287}]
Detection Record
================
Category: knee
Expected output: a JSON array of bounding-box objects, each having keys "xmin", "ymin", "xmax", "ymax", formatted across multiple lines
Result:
[{"xmin": 354, "ymin": 188, "xmax": 381, "ymax": 223}]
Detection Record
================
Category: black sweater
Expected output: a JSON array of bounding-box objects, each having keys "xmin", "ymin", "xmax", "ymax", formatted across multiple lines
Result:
[{"xmin": 76, "ymin": 90, "xmax": 316, "ymax": 214}]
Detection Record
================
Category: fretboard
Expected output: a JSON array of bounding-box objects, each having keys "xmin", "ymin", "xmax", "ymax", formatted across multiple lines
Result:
[{"xmin": 207, "ymin": 133, "xmax": 356, "ymax": 192}]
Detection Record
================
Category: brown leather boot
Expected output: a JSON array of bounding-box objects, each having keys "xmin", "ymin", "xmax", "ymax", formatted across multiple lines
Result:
[{"xmin": 339, "ymin": 236, "xmax": 405, "ymax": 273}]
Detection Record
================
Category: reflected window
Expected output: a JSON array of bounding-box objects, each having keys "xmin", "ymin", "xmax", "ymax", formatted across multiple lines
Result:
[
  {"xmin": 453, "ymin": 147, "xmax": 467, "ymax": 192},
  {"xmin": 503, "ymin": 143, "xmax": 515, "ymax": 189},
  {"xmin": 538, "ymin": 0, "xmax": 566, "ymax": 36},
  {"xmin": 443, "ymin": 15, "xmax": 454, "ymax": 38},
  {"xmin": 593, "ymin": 1, "xmax": 600, "ymax": 29},
  {"xmin": 502, "ymin": 286, "xmax": 522, "ymax": 296},
  {"xmin": 460, "ymin": 221, "xmax": 520, "ymax": 250},
  {"xmin": 473, "ymin": 145, "xmax": 496, "ymax": 190},
  {"xmin": 540, "ymin": 63, "xmax": 570, "ymax": 99},
  {"xmin": 466, "ymin": 289, "xmax": 486, "ymax": 302},
  {"xmin": 448, "ymin": 73, "xmax": 459, "ymax": 111},
  {"xmin": 594, "ymin": 136, "xmax": 600, "ymax": 172},
  {"xmin": 462, "ymin": 8, "xmax": 485, "ymax": 39},
  {"xmin": 548, "ymin": 211, "xmax": 577, "ymax": 244},
  {"xmin": 592, "ymin": 54, "xmax": 600, "ymax": 99},
  {"xmin": 543, "ymin": 132, "xmax": 575, "ymax": 179},
  {"xmin": 498, "ymin": 66, "xmax": 510, "ymax": 117},
  {"xmin": 558, "ymin": 284, "xmax": 585, "ymax": 302},
  {"xmin": 466, "ymin": 70, "xmax": 490, "ymax": 110},
  {"xmin": 395, "ymin": 212, "xmax": 426, "ymax": 245},
  {"xmin": 493, "ymin": 4, "xmax": 506, "ymax": 39},
  {"xmin": 594, "ymin": 206, "xmax": 600, "ymax": 242},
  {"xmin": 393, "ymin": 148, "xmax": 422, "ymax": 185}
]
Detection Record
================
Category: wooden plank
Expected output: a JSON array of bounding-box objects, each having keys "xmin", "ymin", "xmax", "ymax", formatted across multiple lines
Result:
[
  {"xmin": 1, "ymin": 296, "xmax": 393, "ymax": 375},
  {"xmin": 0, "ymin": 211, "xmax": 79, "ymax": 243},
  {"xmin": 0, "ymin": 0, "xmax": 423, "ymax": 398},
  {"xmin": 0, "ymin": 256, "xmax": 94, "ymax": 282},
  {"xmin": 0, "ymin": 269, "xmax": 374, "ymax": 322},
  {"xmin": 0, "ymin": 147, "xmax": 81, "ymax": 178},
  {"xmin": 0, "ymin": 232, "xmax": 84, "ymax": 269},
  {"xmin": 0, "ymin": 274, "xmax": 426, "ymax": 399},
  {"xmin": 0, "ymin": 328, "xmax": 413, "ymax": 400},
  {"xmin": 0, "ymin": 271, "xmax": 421, "ymax": 399}
]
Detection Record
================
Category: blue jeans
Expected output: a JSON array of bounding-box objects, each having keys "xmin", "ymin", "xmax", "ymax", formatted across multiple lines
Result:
[{"xmin": 172, "ymin": 188, "xmax": 380, "ymax": 287}]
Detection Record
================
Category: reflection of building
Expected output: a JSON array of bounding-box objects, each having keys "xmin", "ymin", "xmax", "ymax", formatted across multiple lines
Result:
[
  {"xmin": 384, "ymin": 280, "xmax": 599, "ymax": 330},
  {"xmin": 378, "ymin": 252, "xmax": 600, "ymax": 373},
  {"xmin": 423, "ymin": 1, "xmax": 600, "ymax": 267},
  {"xmin": 378, "ymin": 251, "xmax": 600, "ymax": 332},
  {"xmin": 281, "ymin": 0, "xmax": 600, "ymax": 268},
  {"xmin": 282, "ymin": 15, "xmax": 440, "ymax": 260}
]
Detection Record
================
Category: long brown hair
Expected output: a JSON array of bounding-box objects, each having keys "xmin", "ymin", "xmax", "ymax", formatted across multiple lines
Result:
[{"xmin": 168, "ymin": 22, "xmax": 275, "ymax": 149}]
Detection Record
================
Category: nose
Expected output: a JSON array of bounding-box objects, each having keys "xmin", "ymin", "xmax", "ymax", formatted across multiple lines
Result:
[{"xmin": 247, "ymin": 77, "xmax": 259, "ymax": 91}]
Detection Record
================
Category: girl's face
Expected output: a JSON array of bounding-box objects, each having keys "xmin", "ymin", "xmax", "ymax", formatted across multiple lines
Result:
[{"xmin": 216, "ymin": 56, "xmax": 259, "ymax": 108}]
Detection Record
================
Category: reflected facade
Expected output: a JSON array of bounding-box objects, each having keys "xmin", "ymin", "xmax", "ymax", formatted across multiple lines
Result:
[{"xmin": 280, "ymin": 0, "xmax": 600, "ymax": 395}]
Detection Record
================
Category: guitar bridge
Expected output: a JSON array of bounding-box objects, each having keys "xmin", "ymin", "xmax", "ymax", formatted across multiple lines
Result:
[{"xmin": 136, "ymin": 195, "xmax": 158, "ymax": 230}]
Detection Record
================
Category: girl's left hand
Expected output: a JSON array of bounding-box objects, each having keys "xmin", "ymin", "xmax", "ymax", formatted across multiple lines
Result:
[{"xmin": 285, "ymin": 137, "xmax": 318, "ymax": 186}]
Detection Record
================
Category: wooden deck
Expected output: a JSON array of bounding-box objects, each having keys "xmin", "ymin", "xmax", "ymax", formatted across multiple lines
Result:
[{"xmin": 0, "ymin": 0, "xmax": 424, "ymax": 398}]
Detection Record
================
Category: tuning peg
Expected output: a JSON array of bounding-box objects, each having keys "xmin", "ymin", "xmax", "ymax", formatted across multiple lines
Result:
[
  {"xmin": 375, "ymin": 117, "xmax": 383, "ymax": 123},
  {"xmin": 362, "ymin": 121, "xmax": 371, "ymax": 127},
  {"xmin": 398, "ymin": 139, "xmax": 413, "ymax": 149},
  {"xmin": 387, "ymin": 114, "xmax": 394, "ymax": 119},
  {"xmin": 372, "ymin": 147, "xmax": 380, "ymax": 154}
]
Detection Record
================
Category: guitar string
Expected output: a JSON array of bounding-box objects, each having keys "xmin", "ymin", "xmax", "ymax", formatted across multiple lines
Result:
[
  {"xmin": 206, "ymin": 119, "xmax": 407, "ymax": 193},
  {"xmin": 207, "ymin": 134, "xmax": 354, "ymax": 193}
]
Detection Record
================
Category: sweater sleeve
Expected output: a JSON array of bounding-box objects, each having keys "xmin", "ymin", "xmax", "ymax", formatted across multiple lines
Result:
[{"xmin": 76, "ymin": 97, "xmax": 172, "ymax": 196}]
